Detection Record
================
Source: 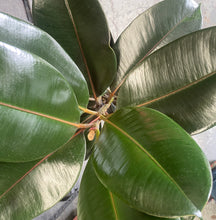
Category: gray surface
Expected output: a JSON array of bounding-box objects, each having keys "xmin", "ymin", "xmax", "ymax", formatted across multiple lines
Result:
[
  {"xmin": 99, "ymin": 0, "xmax": 216, "ymax": 41},
  {"xmin": 0, "ymin": 0, "xmax": 28, "ymax": 21}
]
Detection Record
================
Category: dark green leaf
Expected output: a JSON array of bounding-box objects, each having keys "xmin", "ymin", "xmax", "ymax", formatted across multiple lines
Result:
[
  {"xmin": 33, "ymin": 0, "xmax": 117, "ymax": 97},
  {"xmin": 93, "ymin": 107, "xmax": 212, "ymax": 218},
  {"xmin": 0, "ymin": 133, "xmax": 85, "ymax": 220},
  {"xmin": 117, "ymin": 27, "xmax": 216, "ymax": 134},
  {"xmin": 0, "ymin": 42, "xmax": 79, "ymax": 162},
  {"xmin": 78, "ymin": 159, "xmax": 179, "ymax": 220},
  {"xmin": 111, "ymin": 0, "xmax": 201, "ymax": 90},
  {"xmin": 0, "ymin": 13, "xmax": 89, "ymax": 108}
]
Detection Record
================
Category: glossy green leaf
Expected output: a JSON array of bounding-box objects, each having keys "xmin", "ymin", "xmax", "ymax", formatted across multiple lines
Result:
[
  {"xmin": 0, "ymin": 133, "xmax": 85, "ymax": 220},
  {"xmin": 93, "ymin": 107, "xmax": 212, "ymax": 218},
  {"xmin": 0, "ymin": 12, "xmax": 89, "ymax": 108},
  {"xmin": 33, "ymin": 0, "xmax": 117, "ymax": 97},
  {"xmin": 78, "ymin": 159, "xmax": 180, "ymax": 220},
  {"xmin": 0, "ymin": 42, "xmax": 80, "ymax": 162},
  {"xmin": 117, "ymin": 27, "xmax": 216, "ymax": 134},
  {"xmin": 111, "ymin": 0, "xmax": 201, "ymax": 90}
]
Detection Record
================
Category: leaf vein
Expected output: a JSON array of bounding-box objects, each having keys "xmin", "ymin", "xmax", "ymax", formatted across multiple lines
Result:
[
  {"xmin": 109, "ymin": 191, "xmax": 119, "ymax": 220},
  {"xmin": 137, "ymin": 71, "xmax": 216, "ymax": 107},
  {"xmin": 0, "ymin": 102, "xmax": 82, "ymax": 128},
  {"xmin": 64, "ymin": 0, "xmax": 97, "ymax": 99},
  {"xmin": 104, "ymin": 117, "xmax": 197, "ymax": 210},
  {"xmin": 112, "ymin": 6, "xmax": 200, "ymax": 96}
]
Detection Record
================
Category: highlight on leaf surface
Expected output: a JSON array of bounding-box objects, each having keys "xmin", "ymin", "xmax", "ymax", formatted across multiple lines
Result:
[
  {"xmin": 117, "ymin": 27, "xmax": 216, "ymax": 135},
  {"xmin": 0, "ymin": 0, "xmax": 214, "ymax": 219},
  {"xmin": 0, "ymin": 12, "xmax": 89, "ymax": 109},
  {"xmin": 111, "ymin": 0, "xmax": 202, "ymax": 90},
  {"xmin": 78, "ymin": 158, "xmax": 181, "ymax": 220},
  {"xmin": 93, "ymin": 107, "xmax": 212, "ymax": 218},
  {"xmin": 0, "ymin": 41, "xmax": 81, "ymax": 162}
]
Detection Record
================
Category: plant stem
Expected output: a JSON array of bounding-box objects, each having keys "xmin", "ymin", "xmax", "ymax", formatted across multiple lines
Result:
[
  {"xmin": 79, "ymin": 106, "xmax": 98, "ymax": 115},
  {"xmin": 81, "ymin": 114, "xmax": 95, "ymax": 124},
  {"xmin": 98, "ymin": 96, "xmax": 114, "ymax": 115}
]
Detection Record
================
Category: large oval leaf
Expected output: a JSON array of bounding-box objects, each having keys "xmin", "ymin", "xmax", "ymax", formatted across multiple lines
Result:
[
  {"xmin": 0, "ymin": 42, "xmax": 79, "ymax": 162},
  {"xmin": 111, "ymin": 0, "xmax": 201, "ymax": 90},
  {"xmin": 117, "ymin": 27, "xmax": 216, "ymax": 134},
  {"xmin": 93, "ymin": 107, "xmax": 212, "ymax": 218},
  {"xmin": 0, "ymin": 133, "xmax": 85, "ymax": 220},
  {"xmin": 78, "ymin": 159, "xmax": 180, "ymax": 220},
  {"xmin": 33, "ymin": 0, "xmax": 117, "ymax": 97},
  {"xmin": 0, "ymin": 12, "xmax": 89, "ymax": 108}
]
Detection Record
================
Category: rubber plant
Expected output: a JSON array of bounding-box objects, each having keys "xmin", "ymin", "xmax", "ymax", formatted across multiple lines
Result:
[{"xmin": 0, "ymin": 0, "xmax": 214, "ymax": 219}]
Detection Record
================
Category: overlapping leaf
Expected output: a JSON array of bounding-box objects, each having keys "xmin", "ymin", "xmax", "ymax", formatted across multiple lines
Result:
[
  {"xmin": 0, "ymin": 133, "xmax": 85, "ymax": 220},
  {"xmin": 0, "ymin": 42, "xmax": 80, "ymax": 162},
  {"xmin": 33, "ymin": 0, "xmax": 117, "ymax": 97},
  {"xmin": 111, "ymin": 0, "xmax": 201, "ymax": 90},
  {"xmin": 78, "ymin": 159, "xmax": 180, "ymax": 220},
  {"xmin": 93, "ymin": 107, "xmax": 212, "ymax": 218},
  {"xmin": 0, "ymin": 12, "xmax": 89, "ymax": 108},
  {"xmin": 117, "ymin": 27, "xmax": 216, "ymax": 134}
]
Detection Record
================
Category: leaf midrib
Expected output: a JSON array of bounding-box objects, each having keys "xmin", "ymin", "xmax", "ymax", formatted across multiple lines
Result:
[
  {"xmin": 109, "ymin": 191, "xmax": 119, "ymax": 220},
  {"xmin": 113, "ymin": 4, "xmax": 199, "ymax": 95},
  {"xmin": 0, "ymin": 130, "xmax": 82, "ymax": 200},
  {"xmin": 104, "ymin": 118, "xmax": 198, "ymax": 212},
  {"xmin": 137, "ymin": 70, "xmax": 216, "ymax": 107},
  {"xmin": 0, "ymin": 101, "xmax": 78, "ymax": 127},
  {"xmin": 64, "ymin": 0, "xmax": 97, "ymax": 99},
  {"xmin": 0, "ymin": 152, "xmax": 54, "ymax": 200}
]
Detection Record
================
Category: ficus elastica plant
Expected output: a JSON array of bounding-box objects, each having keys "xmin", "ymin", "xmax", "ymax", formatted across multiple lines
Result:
[{"xmin": 0, "ymin": 0, "xmax": 214, "ymax": 219}]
